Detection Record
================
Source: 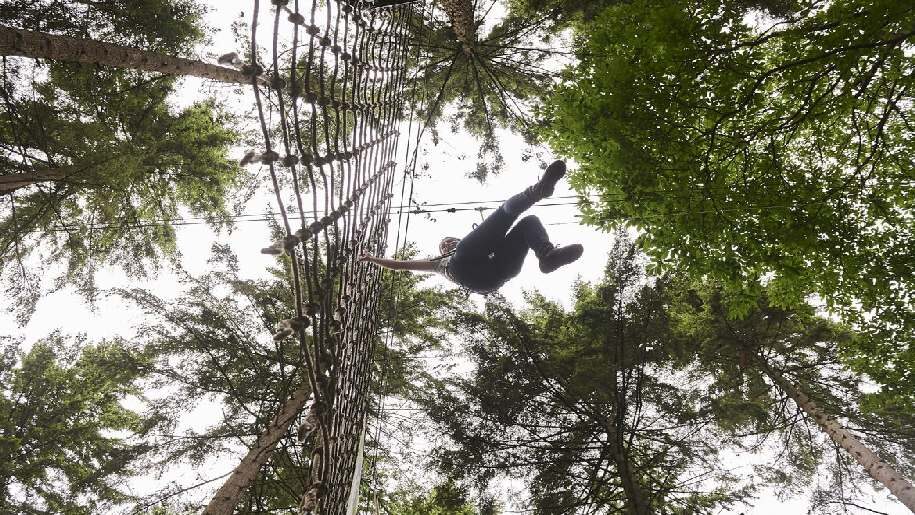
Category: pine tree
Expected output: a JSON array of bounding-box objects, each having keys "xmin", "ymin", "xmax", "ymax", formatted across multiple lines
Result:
[
  {"xmin": 117, "ymin": 245, "xmax": 465, "ymax": 512},
  {"xmin": 419, "ymin": 239, "xmax": 749, "ymax": 512},
  {"xmin": 669, "ymin": 284, "xmax": 915, "ymax": 512},
  {"xmin": 0, "ymin": 26, "xmax": 252, "ymax": 85},
  {"xmin": 417, "ymin": 238, "xmax": 915, "ymax": 512},
  {"xmin": 393, "ymin": 0, "xmax": 568, "ymax": 179},
  {"xmin": 0, "ymin": 1, "xmax": 244, "ymax": 324}
]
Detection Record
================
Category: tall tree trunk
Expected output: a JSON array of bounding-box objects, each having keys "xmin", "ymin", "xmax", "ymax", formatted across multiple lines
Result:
[
  {"xmin": 0, "ymin": 26, "xmax": 253, "ymax": 85},
  {"xmin": 0, "ymin": 168, "xmax": 72, "ymax": 193},
  {"xmin": 437, "ymin": 0, "xmax": 475, "ymax": 47},
  {"xmin": 606, "ymin": 337, "xmax": 651, "ymax": 515},
  {"xmin": 607, "ymin": 435, "xmax": 651, "ymax": 515},
  {"xmin": 204, "ymin": 387, "xmax": 311, "ymax": 515},
  {"xmin": 759, "ymin": 359, "xmax": 915, "ymax": 513}
]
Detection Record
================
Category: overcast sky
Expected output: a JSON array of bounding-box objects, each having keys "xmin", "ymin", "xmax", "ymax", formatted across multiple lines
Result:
[{"xmin": 1, "ymin": 0, "xmax": 909, "ymax": 513}]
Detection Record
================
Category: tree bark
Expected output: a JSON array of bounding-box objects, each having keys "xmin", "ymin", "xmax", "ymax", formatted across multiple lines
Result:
[
  {"xmin": 204, "ymin": 387, "xmax": 311, "ymax": 515},
  {"xmin": 605, "ymin": 395, "xmax": 650, "ymax": 514},
  {"xmin": 0, "ymin": 168, "xmax": 72, "ymax": 193},
  {"xmin": 606, "ymin": 335, "xmax": 651, "ymax": 515},
  {"xmin": 436, "ymin": 0, "xmax": 476, "ymax": 47},
  {"xmin": 609, "ymin": 439, "xmax": 651, "ymax": 515},
  {"xmin": 759, "ymin": 360, "xmax": 915, "ymax": 513},
  {"xmin": 0, "ymin": 25, "xmax": 254, "ymax": 85}
]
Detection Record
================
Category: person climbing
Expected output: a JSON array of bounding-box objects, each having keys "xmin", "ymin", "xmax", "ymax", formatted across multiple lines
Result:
[{"xmin": 358, "ymin": 160, "xmax": 584, "ymax": 293}]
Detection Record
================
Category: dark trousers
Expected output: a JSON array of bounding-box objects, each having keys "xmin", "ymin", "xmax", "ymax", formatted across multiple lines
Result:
[{"xmin": 448, "ymin": 192, "xmax": 550, "ymax": 292}]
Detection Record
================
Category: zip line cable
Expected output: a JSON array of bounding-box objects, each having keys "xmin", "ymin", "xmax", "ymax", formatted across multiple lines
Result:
[
  {"xmin": 22, "ymin": 189, "xmax": 881, "ymax": 234},
  {"xmin": 13, "ymin": 178, "xmax": 915, "ymax": 234}
]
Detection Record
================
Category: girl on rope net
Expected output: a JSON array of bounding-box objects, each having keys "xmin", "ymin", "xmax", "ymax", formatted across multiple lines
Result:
[{"xmin": 359, "ymin": 160, "xmax": 583, "ymax": 293}]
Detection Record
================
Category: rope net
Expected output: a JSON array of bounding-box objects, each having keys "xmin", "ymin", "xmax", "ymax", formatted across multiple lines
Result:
[{"xmin": 242, "ymin": 0, "xmax": 417, "ymax": 512}]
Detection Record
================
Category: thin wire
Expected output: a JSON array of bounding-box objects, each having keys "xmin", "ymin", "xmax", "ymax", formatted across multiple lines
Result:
[
  {"xmin": 20, "ymin": 175, "xmax": 913, "ymax": 234},
  {"xmin": 25, "ymin": 192, "xmax": 860, "ymax": 234},
  {"xmin": 18, "ymin": 196, "xmax": 588, "ymax": 231}
]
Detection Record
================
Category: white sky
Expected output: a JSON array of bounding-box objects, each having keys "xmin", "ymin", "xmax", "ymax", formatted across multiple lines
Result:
[{"xmin": 0, "ymin": 0, "xmax": 909, "ymax": 513}]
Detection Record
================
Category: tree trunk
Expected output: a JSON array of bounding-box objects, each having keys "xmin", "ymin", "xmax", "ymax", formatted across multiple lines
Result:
[
  {"xmin": 759, "ymin": 360, "xmax": 915, "ymax": 513},
  {"xmin": 606, "ymin": 342, "xmax": 651, "ymax": 515},
  {"xmin": 609, "ymin": 440, "xmax": 651, "ymax": 515},
  {"xmin": 0, "ymin": 168, "xmax": 72, "ymax": 193},
  {"xmin": 204, "ymin": 387, "xmax": 311, "ymax": 515},
  {"xmin": 0, "ymin": 25, "xmax": 253, "ymax": 85},
  {"xmin": 436, "ymin": 0, "xmax": 475, "ymax": 47}
]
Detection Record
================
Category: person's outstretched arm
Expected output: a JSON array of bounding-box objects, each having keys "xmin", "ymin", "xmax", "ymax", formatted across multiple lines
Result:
[{"xmin": 358, "ymin": 254, "xmax": 439, "ymax": 272}]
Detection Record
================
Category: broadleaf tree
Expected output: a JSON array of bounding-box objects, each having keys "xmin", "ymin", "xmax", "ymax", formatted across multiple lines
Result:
[
  {"xmin": 0, "ymin": 334, "xmax": 161, "ymax": 514},
  {"xmin": 540, "ymin": 0, "xmax": 915, "ymax": 412}
]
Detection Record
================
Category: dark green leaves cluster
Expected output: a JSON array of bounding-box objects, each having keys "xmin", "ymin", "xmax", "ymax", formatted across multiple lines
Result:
[
  {"xmin": 0, "ymin": 335, "xmax": 158, "ymax": 514},
  {"xmin": 383, "ymin": 480, "xmax": 480, "ymax": 515},
  {"xmin": 0, "ymin": 0, "xmax": 205, "ymax": 51},
  {"xmin": 540, "ymin": 0, "xmax": 915, "ymax": 412},
  {"xmin": 418, "ymin": 238, "xmax": 915, "ymax": 512}
]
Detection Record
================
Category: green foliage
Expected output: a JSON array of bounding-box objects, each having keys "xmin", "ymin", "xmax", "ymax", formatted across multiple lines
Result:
[
  {"xmin": 0, "ymin": 0, "xmax": 242, "ymax": 324},
  {"xmin": 540, "ymin": 0, "xmax": 915, "ymax": 412},
  {"xmin": 419, "ymin": 238, "xmax": 749, "ymax": 513},
  {"xmin": 374, "ymin": 244, "xmax": 468, "ymax": 398},
  {"xmin": 117, "ymin": 255, "xmax": 303, "ymax": 454},
  {"xmin": 417, "ymin": 238, "xmax": 914, "ymax": 512},
  {"xmin": 0, "ymin": 0, "xmax": 205, "ymax": 51},
  {"xmin": 118, "ymin": 258, "xmax": 314, "ymax": 511},
  {"xmin": 384, "ymin": 480, "xmax": 481, "ymax": 515},
  {"xmin": 381, "ymin": 244, "xmax": 466, "ymax": 345},
  {"xmin": 509, "ymin": 0, "xmax": 800, "ymax": 28},
  {"xmin": 666, "ymin": 279, "xmax": 915, "ymax": 504},
  {"xmin": 404, "ymin": 5, "xmax": 564, "ymax": 179},
  {"xmin": 112, "ymin": 243, "xmax": 467, "ymax": 510},
  {"xmin": 0, "ymin": 334, "xmax": 158, "ymax": 514},
  {"xmin": 505, "ymin": 0, "xmax": 621, "ymax": 29}
]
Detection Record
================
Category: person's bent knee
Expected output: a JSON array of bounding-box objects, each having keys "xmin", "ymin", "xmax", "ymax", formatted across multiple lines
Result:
[{"xmin": 518, "ymin": 214, "xmax": 541, "ymax": 227}]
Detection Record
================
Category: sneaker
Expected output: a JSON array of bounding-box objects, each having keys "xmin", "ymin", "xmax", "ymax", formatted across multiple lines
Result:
[
  {"xmin": 532, "ymin": 160, "xmax": 566, "ymax": 199},
  {"xmin": 539, "ymin": 243, "xmax": 584, "ymax": 273}
]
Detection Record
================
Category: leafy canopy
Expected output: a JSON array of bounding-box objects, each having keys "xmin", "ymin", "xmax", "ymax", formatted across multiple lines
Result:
[
  {"xmin": 0, "ymin": 335, "xmax": 159, "ymax": 514},
  {"xmin": 540, "ymin": 0, "xmax": 915, "ymax": 411},
  {"xmin": 383, "ymin": 480, "xmax": 481, "ymax": 515}
]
